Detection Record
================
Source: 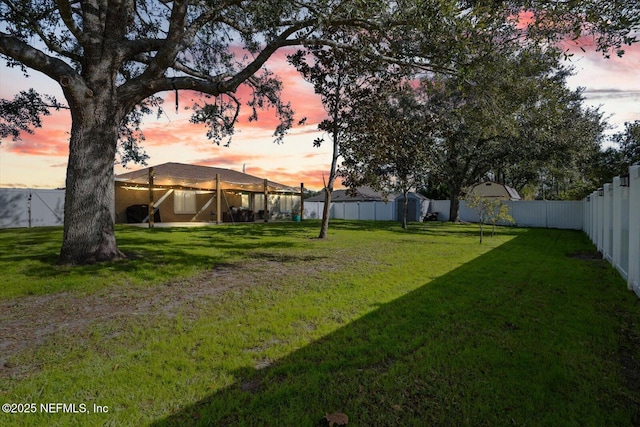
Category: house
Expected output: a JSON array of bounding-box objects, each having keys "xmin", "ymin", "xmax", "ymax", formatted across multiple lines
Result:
[
  {"xmin": 469, "ymin": 181, "xmax": 521, "ymax": 200},
  {"xmin": 115, "ymin": 162, "xmax": 301, "ymax": 224}
]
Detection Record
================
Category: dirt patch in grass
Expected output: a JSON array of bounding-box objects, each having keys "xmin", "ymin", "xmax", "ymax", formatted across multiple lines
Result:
[
  {"xmin": 0, "ymin": 258, "xmax": 332, "ymax": 379},
  {"xmin": 567, "ymin": 251, "xmax": 603, "ymax": 260}
]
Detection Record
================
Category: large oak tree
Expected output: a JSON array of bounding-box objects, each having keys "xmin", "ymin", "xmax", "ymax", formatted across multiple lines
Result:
[
  {"xmin": 0, "ymin": 0, "xmax": 452, "ymax": 264},
  {"xmin": 426, "ymin": 48, "xmax": 608, "ymax": 220}
]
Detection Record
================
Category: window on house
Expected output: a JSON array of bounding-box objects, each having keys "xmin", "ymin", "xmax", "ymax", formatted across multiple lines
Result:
[
  {"xmin": 254, "ymin": 194, "xmax": 265, "ymax": 211},
  {"xmin": 174, "ymin": 190, "xmax": 196, "ymax": 214}
]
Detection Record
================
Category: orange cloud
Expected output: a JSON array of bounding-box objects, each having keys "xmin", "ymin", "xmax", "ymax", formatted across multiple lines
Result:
[
  {"xmin": 303, "ymin": 151, "xmax": 328, "ymax": 160},
  {"xmin": 149, "ymin": 75, "xmax": 325, "ymax": 140},
  {"xmin": 195, "ymin": 153, "xmax": 266, "ymax": 167},
  {"xmin": 141, "ymin": 119, "xmax": 210, "ymax": 147},
  {"xmin": 246, "ymin": 166, "xmax": 333, "ymax": 189}
]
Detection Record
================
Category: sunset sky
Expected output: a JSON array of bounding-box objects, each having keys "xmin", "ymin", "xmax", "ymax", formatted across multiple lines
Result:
[{"xmin": 1, "ymin": 42, "xmax": 639, "ymax": 191}]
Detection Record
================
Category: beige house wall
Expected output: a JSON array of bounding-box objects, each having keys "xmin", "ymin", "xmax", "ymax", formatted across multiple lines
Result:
[{"xmin": 115, "ymin": 183, "xmax": 240, "ymax": 223}]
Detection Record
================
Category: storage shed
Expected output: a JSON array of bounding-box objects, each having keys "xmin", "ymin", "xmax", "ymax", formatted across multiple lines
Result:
[
  {"xmin": 115, "ymin": 162, "xmax": 301, "ymax": 224},
  {"xmin": 395, "ymin": 192, "xmax": 431, "ymax": 222}
]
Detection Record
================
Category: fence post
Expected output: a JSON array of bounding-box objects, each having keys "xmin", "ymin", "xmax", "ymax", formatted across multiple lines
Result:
[
  {"xmin": 603, "ymin": 184, "xmax": 613, "ymax": 262},
  {"xmin": 27, "ymin": 190, "xmax": 32, "ymax": 228},
  {"xmin": 628, "ymin": 165, "xmax": 640, "ymax": 296},
  {"xmin": 590, "ymin": 191, "xmax": 597, "ymax": 243},
  {"xmin": 612, "ymin": 177, "xmax": 623, "ymax": 277},
  {"xmin": 595, "ymin": 189, "xmax": 604, "ymax": 254},
  {"xmin": 583, "ymin": 197, "xmax": 590, "ymax": 237}
]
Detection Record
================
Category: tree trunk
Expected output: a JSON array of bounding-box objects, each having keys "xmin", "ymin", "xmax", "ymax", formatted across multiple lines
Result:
[
  {"xmin": 449, "ymin": 188, "xmax": 461, "ymax": 223},
  {"xmin": 59, "ymin": 113, "xmax": 125, "ymax": 265},
  {"xmin": 318, "ymin": 187, "xmax": 332, "ymax": 239},
  {"xmin": 401, "ymin": 189, "xmax": 409, "ymax": 229},
  {"xmin": 318, "ymin": 160, "xmax": 337, "ymax": 239},
  {"xmin": 318, "ymin": 127, "xmax": 340, "ymax": 239}
]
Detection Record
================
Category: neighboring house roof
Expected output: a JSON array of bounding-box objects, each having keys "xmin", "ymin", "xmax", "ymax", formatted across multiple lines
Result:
[
  {"xmin": 115, "ymin": 162, "xmax": 298, "ymax": 192},
  {"xmin": 470, "ymin": 181, "xmax": 521, "ymax": 200},
  {"xmin": 394, "ymin": 192, "xmax": 429, "ymax": 201},
  {"xmin": 305, "ymin": 187, "xmax": 395, "ymax": 203}
]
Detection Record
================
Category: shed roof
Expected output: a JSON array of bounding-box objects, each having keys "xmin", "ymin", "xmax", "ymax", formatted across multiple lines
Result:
[
  {"xmin": 470, "ymin": 181, "xmax": 521, "ymax": 200},
  {"xmin": 115, "ymin": 162, "xmax": 298, "ymax": 193},
  {"xmin": 394, "ymin": 192, "xmax": 429, "ymax": 201}
]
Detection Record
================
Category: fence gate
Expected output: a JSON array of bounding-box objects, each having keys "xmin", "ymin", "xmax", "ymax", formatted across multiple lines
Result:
[{"xmin": 0, "ymin": 188, "xmax": 65, "ymax": 228}]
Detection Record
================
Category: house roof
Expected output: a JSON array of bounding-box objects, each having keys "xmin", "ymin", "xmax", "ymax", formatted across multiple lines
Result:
[
  {"xmin": 115, "ymin": 162, "xmax": 298, "ymax": 193},
  {"xmin": 305, "ymin": 187, "xmax": 395, "ymax": 203},
  {"xmin": 394, "ymin": 192, "xmax": 429, "ymax": 201}
]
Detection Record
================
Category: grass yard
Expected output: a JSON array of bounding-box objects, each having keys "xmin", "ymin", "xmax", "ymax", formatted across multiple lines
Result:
[{"xmin": 0, "ymin": 221, "xmax": 638, "ymax": 426}]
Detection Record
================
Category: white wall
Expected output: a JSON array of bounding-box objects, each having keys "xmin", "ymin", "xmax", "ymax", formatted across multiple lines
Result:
[{"xmin": 0, "ymin": 188, "xmax": 65, "ymax": 228}]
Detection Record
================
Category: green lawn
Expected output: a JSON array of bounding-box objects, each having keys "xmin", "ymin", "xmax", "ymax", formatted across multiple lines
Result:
[{"xmin": 0, "ymin": 221, "xmax": 638, "ymax": 426}]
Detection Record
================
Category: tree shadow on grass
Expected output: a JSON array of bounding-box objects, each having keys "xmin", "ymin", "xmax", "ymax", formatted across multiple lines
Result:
[
  {"xmin": 1, "ymin": 225, "xmax": 309, "ymax": 288},
  {"xmin": 150, "ymin": 232, "xmax": 639, "ymax": 427}
]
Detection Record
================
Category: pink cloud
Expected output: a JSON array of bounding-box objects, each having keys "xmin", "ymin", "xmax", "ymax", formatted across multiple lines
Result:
[
  {"xmin": 2, "ymin": 110, "xmax": 70, "ymax": 156},
  {"xmin": 150, "ymin": 75, "xmax": 325, "ymax": 139},
  {"xmin": 246, "ymin": 166, "xmax": 333, "ymax": 189},
  {"xmin": 566, "ymin": 40, "xmax": 640, "ymax": 97},
  {"xmin": 141, "ymin": 120, "xmax": 210, "ymax": 146}
]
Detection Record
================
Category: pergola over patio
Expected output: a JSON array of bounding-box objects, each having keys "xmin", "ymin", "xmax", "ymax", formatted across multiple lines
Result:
[{"xmin": 115, "ymin": 162, "xmax": 302, "ymax": 225}]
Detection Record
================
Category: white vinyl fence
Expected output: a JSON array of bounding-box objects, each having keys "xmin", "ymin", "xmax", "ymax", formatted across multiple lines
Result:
[
  {"xmin": 584, "ymin": 165, "xmax": 639, "ymax": 299},
  {"xmin": 306, "ymin": 198, "xmax": 585, "ymax": 229},
  {"xmin": 304, "ymin": 201, "xmax": 397, "ymax": 221},
  {"xmin": 429, "ymin": 199, "xmax": 584, "ymax": 230},
  {"xmin": 0, "ymin": 188, "xmax": 65, "ymax": 228}
]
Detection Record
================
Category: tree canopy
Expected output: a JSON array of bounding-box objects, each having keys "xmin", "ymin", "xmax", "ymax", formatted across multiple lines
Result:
[
  {"xmin": 288, "ymin": 41, "xmax": 387, "ymax": 238},
  {"xmin": 426, "ymin": 49, "xmax": 606, "ymax": 215},
  {"xmin": 339, "ymin": 82, "xmax": 432, "ymax": 228}
]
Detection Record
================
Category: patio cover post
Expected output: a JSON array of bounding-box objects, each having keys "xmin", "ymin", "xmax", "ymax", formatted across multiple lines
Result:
[
  {"xmin": 216, "ymin": 173, "xmax": 222, "ymax": 224},
  {"xmin": 264, "ymin": 179, "xmax": 269, "ymax": 222},
  {"xmin": 148, "ymin": 167, "xmax": 155, "ymax": 228},
  {"xmin": 300, "ymin": 182, "xmax": 304, "ymax": 221}
]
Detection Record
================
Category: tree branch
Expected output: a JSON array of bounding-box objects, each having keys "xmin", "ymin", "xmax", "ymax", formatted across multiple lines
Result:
[
  {"xmin": 3, "ymin": 0, "xmax": 81, "ymax": 62},
  {"xmin": 0, "ymin": 33, "xmax": 77, "ymax": 83},
  {"xmin": 56, "ymin": 0, "xmax": 87, "ymax": 45}
]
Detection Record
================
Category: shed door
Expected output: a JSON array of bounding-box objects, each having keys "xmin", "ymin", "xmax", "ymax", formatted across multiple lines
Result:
[{"xmin": 397, "ymin": 198, "xmax": 419, "ymax": 222}]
